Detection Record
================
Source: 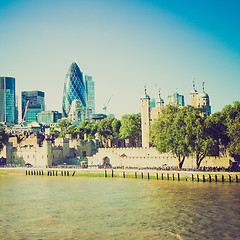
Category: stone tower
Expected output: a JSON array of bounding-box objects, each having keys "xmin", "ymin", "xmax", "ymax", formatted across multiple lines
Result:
[
  {"xmin": 198, "ymin": 82, "xmax": 211, "ymax": 117},
  {"xmin": 151, "ymin": 89, "xmax": 164, "ymax": 121},
  {"xmin": 141, "ymin": 85, "xmax": 150, "ymax": 148},
  {"xmin": 190, "ymin": 79, "xmax": 198, "ymax": 107}
]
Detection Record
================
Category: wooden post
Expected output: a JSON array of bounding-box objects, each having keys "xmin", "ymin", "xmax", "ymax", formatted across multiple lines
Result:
[
  {"xmin": 53, "ymin": 171, "xmax": 54, "ymax": 176},
  {"xmin": 26, "ymin": 170, "xmax": 27, "ymax": 175},
  {"xmin": 141, "ymin": 172, "xmax": 143, "ymax": 179},
  {"xmin": 209, "ymin": 174, "xmax": 211, "ymax": 182},
  {"xmin": 39, "ymin": 171, "xmax": 41, "ymax": 176},
  {"xmin": 123, "ymin": 171, "xmax": 125, "ymax": 178},
  {"xmin": 48, "ymin": 171, "xmax": 49, "ymax": 176},
  {"xmin": 167, "ymin": 173, "xmax": 169, "ymax": 180},
  {"xmin": 42, "ymin": 170, "xmax": 43, "ymax": 175},
  {"xmin": 112, "ymin": 169, "xmax": 114, "ymax": 178},
  {"xmin": 135, "ymin": 172, "xmax": 137, "ymax": 178},
  {"xmin": 229, "ymin": 175, "xmax": 231, "ymax": 182},
  {"xmin": 203, "ymin": 175, "xmax": 205, "ymax": 182},
  {"xmin": 161, "ymin": 173, "xmax": 164, "ymax": 180},
  {"xmin": 197, "ymin": 174, "xmax": 199, "ymax": 182},
  {"xmin": 56, "ymin": 171, "xmax": 57, "ymax": 176},
  {"xmin": 236, "ymin": 175, "xmax": 238, "ymax": 183},
  {"xmin": 178, "ymin": 173, "xmax": 180, "ymax": 181},
  {"xmin": 222, "ymin": 175, "xmax": 224, "ymax": 182},
  {"xmin": 215, "ymin": 175, "xmax": 217, "ymax": 182},
  {"xmin": 172, "ymin": 174, "xmax": 174, "ymax": 181},
  {"xmin": 67, "ymin": 171, "xmax": 69, "ymax": 176},
  {"xmin": 37, "ymin": 171, "xmax": 38, "ymax": 176},
  {"xmin": 72, "ymin": 171, "xmax": 75, "ymax": 176},
  {"xmin": 105, "ymin": 170, "xmax": 107, "ymax": 177},
  {"xmin": 156, "ymin": 173, "xmax": 158, "ymax": 180},
  {"xmin": 147, "ymin": 173, "xmax": 149, "ymax": 179}
]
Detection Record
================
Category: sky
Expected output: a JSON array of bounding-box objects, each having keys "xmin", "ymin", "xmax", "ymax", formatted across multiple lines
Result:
[{"xmin": 0, "ymin": 0, "xmax": 239, "ymax": 119}]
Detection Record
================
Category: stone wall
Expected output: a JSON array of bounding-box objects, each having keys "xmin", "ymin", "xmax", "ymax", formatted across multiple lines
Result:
[{"xmin": 88, "ymin": 147, "xmax": 230, "ymax": 169}]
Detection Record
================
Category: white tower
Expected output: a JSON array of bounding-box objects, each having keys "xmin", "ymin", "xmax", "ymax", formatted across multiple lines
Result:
[{"xmin": 141, "ymin": 85, "xmax": 150, "ymax": 148}]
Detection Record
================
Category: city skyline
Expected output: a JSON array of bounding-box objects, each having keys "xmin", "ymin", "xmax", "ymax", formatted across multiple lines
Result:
[{"xmin": 0, "ymin": 0, "xmax": 239, "ymax": 119}]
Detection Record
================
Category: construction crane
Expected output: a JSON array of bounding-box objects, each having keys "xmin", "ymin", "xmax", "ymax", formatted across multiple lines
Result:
[
  {"xmin": 103, "ymin": 96, "xmax": 113, "ymax": 115},
  {"xmin": 22, "ymin": 100, "xmax": 29, "ymax": 123}
]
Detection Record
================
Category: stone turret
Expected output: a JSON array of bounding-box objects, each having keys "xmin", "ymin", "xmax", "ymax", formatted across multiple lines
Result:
[{"xmin": 141, "ymin": 85, "xmax": 150, "ymax": 148}]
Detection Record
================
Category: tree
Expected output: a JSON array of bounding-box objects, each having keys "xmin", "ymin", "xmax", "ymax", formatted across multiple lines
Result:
[
  {"xmin": 112, "ymin": 119, "xmax": 121, "ymax": 138},
  {"xmin": 56, "ymin": 119, "xmax": 71, "ymax": 128},
  {"xmin": 221, "ymin": 101, "xmax": 240, "ymax": 156},
  {"xmin": 120, "ymin": 113, "xmax": 141, "ymax": 147},
  {"xmin": 151, "ymin": 104, "xmax": 189, "ymax": 169},
  {"xmin": 49, "ymin": 128, "xmax": 60, "ymax": 138},
  {"xmin": 0, "ymin": 127, "xmax": 9, "ymax": 152},
  {"xmin": 97, "ymin": 117, "xmax": 114, "ymax": 146}
]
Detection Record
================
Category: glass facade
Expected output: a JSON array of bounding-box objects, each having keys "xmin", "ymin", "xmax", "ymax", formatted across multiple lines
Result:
[
  {"xmin": 0, "ymin": 77, "xmax": 17, "ymax": 124},
  {"xmin": 21, "ymin": 91, "xmax": 45, "ymax": 124},
  {"xmin": 85, "ymin": 75, "xmax": 95, "ymax": 118},
  {"xmin": 167, "ymin": 92, "xmax": 185, "ymax": 107},
  {"xmin": 62, "ymin": 62, "xmax": 87, "ymax": 118},
  {"xmin": 37, "ymin": 111, "xmax": 62, "ymax": 124}
]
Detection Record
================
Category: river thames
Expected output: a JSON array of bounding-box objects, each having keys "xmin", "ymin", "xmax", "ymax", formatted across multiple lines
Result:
[{"xmin": 0, "ymin": 175, "xmax": 239, "ymax": 239}]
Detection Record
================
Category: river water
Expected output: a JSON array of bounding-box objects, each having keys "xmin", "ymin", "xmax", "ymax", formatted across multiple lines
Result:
[{"xmin": 0, "ymin": 176, "xmax": 239, "ymax": 240}]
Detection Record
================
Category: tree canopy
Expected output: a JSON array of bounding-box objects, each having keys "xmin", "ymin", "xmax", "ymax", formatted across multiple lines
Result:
[{"xmin": 0, "ymin": 127, "xmax": 9, "ymax": 151}]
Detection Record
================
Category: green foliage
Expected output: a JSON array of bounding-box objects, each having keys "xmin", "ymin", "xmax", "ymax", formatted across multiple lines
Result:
[
  {"xmin": 50, "ymin": 128, "xmax": 60, "ymax": 138},
  {"xmin": 120, "ymin": 113, "xmax": 141, "ymax": 146},
  {"xmin": 56, "ymin": 119, "xmax": 71, "ymax": 128},
  {"xmin": 221, "ymin": 101, "xmax": 240, "ymax": 156},
  {"xmin": 112, "ymin": 119, "xmax": 121, "ymax": 138},
  {"xmin": 0, "ymin": 127, "xmax": 9, "ymax": 151},
  {"xmin": 151, "ymin": 105, "xmax": 219, "ymax": 169},
  {"xmin": 97, "ymin": 117, "xmax": 114, "ymax": 144}
]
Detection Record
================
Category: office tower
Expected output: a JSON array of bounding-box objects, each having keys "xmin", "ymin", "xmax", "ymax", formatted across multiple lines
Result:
[
  {"xmin": 167, "ymin": 92, "xmax": 185, "ymax": 107},
  {"xmin": 37, "ymin": 110, "xmax": 62, "ymax": 124},
  {"xmin": 85, "ymin": 75, "xmax": 95, "ymax": 118},
  {"xmin": 62, "ymin": 62, "xmax": 86, "ymax": 118},
  {"xmin": 0, "ymin": 77, "xmax": 17, "ymax": 124},
  {"xmin": 21, "ymin": 91, "xmax": 45, "ymax": 124},
  {"xmin": 67, "ymin": 99, "xmax": 85, "ymax": 126}
]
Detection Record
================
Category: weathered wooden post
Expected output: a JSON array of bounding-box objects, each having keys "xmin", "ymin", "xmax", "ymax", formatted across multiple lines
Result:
[
  {"xmin": 203, "ymin": 175, "xmax": 205, "ymax": 182},
  {"xmin": 209, "ymin": 174, "xmax": 211, "ymax": 182},
  {"xmin": 197, "ymin": 174, "xmax": 199, "ymax": 182},
  {"xmin": 178, "ymin": 173, "xmax": 180, "ymax": 181},
  {"xmin": 215, "ymin": 175, "xmax": 217, "ymax": 182},
  {"xmin": 141, "ymin": 172, "xmax": 143, "ymax": 179},
  {"xmin": 156, "ymin": 173, "xmax": 158, "ymax": 180},
  {"xmin": 172, "ymin": 174, "xmax": 174, "ymax": 181},
  {"xmin": 26, "ymin": 170, "xmax": 27, "ymax": 175},
  {"xmin": 123, "ymin": 171, "xmax": 125, "ymax": 178},
  {"xmin": 56, "ymin": 171, "xmax": 57, "ymax": 176},
  {"xmin": 147, "ymin": 173, "xmax": 149, "ymax": 179},
  {"xmin": 105, "ymin": 170, "xmax": 107, "ymax": 177},
  {"xmin": 61, "ymin": 171, "xmax": 63, "ymax": 176},
  {"xmin": 135, "ymin": 172, "xmax": 137, "ymax": 178},
  {"xmin": 72, "ymin": 171, "xmax": 75, "ymax": 176},
  {"xmin": 42, "ymin": 170, "xmax": 43, "ymax": 175},
  {"xmin": 167, "ymin": 173, "xmax": 169, "ymax": 180},
  {"xmin": 48, "ymin": 171, "xmax": 49, "ymax": 176},
  {"xmin": 161, "ymin": 173, "xmax": 164, "ymax": 180},
  {"xmin": 112, "ymin": 169, "xmax": 114, "ymax": 178},
  {"xmin": 229, "ymin": 175, "xmax": 231, "ymax": 182},
  {"xmin": 39, "ymin": 170, "xmax": 41, "ymax": 176},
  {"xmin": 67, "ymin": 171, "xmax": 69, "ymax": 176},
  {"xmin": 236, "ymin": 175, "xmax": 238, "ymax": 183},
  {"xmin": 222, "ymin": 175, "xmax": 224, "ymax": 182}
]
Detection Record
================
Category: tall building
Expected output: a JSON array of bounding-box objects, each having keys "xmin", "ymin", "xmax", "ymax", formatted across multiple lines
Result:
[
  {"xmin": 190, "ymin": 80, "xmax": 211, "ymax": 117},
  {"xmin": 167, "ymin": 92, "xmax": 185, "ymax": 107},
  {"xmin": 37, "ymin": 110, "xmax": 62, "ymax": 124},
  {"xmin": 22, "ymin": 91, "xmax": 45, "ymax": 124},
  {"xmin": 67, "ymin": 99, "xmax": 85, "ymax": 126},
  {"xmin": 0, "ymin": 77, "xmax": 17, "ymax": 124},
  {"xmin": 141, "ymin": 86, "xmax": 150, "ymax": 148},
  {"xmin": 85, "ymin": 75, "xmax": 95, "ymax": 118},
  {"xmin": 62, "ymin": 62, "xmax": 87, "ymax": 118}
]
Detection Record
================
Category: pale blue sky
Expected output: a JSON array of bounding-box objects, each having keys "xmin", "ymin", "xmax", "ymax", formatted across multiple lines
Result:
[{"xmin": 0, "ymin": 0, "xmax": 239, "ymax": 119}]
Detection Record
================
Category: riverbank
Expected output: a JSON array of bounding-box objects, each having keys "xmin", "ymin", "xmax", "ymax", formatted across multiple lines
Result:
[{"xmin": 1, "ymin": 167, "xmax": 239, "ymax": 182}]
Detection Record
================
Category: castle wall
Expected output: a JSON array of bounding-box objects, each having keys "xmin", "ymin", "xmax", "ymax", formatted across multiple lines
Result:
[{"xmin": 88, "ymin": 147, "xmax": 230, "ymax": 169}]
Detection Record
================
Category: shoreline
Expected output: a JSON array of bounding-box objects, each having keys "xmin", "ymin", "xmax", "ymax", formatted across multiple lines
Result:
[{"xmin": 0, "ymin": 167, "xmax": 239, "ymax": 182}]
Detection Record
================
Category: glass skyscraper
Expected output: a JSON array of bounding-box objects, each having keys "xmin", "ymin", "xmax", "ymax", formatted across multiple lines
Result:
[
  {"xmin": 85, "ymin": 75, "xmax": 95, "ymax": 118},
  {"xmin": 21, "ymin": 91, "xmax": 45, "ymax": 124},
  {"xmin": 62, "ymin": 62, "xmax": 87, "ymax": 118},
  {"xmin": 0, "ymin": 77, "xmax": 17, "ymax": 124},
  {"xmin": 167, "ymin": 92, "xmax": 185, "ymax": 107}
]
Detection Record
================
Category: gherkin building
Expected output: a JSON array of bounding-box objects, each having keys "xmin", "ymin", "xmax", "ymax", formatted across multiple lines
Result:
[{"xmin": 62, "ymin": 62, "xmax": 87, "ymax": 118}]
